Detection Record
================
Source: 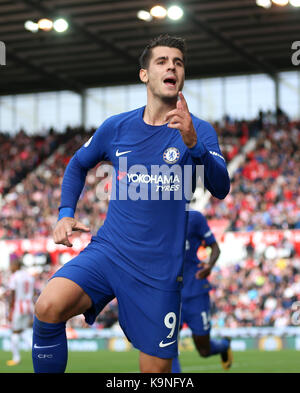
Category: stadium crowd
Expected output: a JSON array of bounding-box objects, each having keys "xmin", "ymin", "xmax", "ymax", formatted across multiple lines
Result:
[
  {"xmin": 210, "ymin": 253, "xmax": 300, "ymax": 328},
  {"xmin": 0, "ymin": 126, "xmax": 110, "ymax": 239},
  {"xmin": 0, "ymin": 128, "xmax": 69, "ymax": 196},
  {"xmin": 204, "ymin": 116, "xmax": 300, "ymax": 231}
]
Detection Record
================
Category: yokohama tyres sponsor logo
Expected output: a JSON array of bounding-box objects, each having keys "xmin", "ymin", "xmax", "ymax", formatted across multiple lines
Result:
[
  {"xmin": 127, "ymin": 173, "xmax": 181, "ymax": 191},
  {"xmin": 95, "ymin": 159, "xmax": 205, "ymax": 203},
  {"xmin": 127, "ymin": 173, "xmax": 180, "ymax": 184}
]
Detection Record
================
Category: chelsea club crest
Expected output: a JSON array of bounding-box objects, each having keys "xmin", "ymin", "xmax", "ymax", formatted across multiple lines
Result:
[{"xmin": 163, "ymin": 147, "xmax": 180, "ymax": 164}]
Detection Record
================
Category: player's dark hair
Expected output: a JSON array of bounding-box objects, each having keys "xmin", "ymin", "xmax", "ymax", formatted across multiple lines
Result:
[{"xmin": 139, "ymin": 34, "xmax": 186, "ymax": 69}]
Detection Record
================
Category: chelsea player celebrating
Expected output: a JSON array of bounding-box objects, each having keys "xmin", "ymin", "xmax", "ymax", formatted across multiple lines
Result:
[
  {"xmin": 32, "ymin": 34, "xmax": 230, "ymax": 373},
  {"xmin": 172, "ymin": 210, "xmax": 233, "ymax": 373}
]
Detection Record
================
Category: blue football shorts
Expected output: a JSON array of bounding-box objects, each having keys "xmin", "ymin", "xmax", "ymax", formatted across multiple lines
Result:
[
  {"xmin": 52, "ymin": 238, "xmax": 181, "ymax": 359},
  {"xmin": 181, "ymin": 293, "xmax": 211, "ymax": 336}
]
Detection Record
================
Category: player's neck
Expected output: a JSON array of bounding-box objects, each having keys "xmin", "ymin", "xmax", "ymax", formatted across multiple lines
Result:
[{"xmin": 143, "ymin": 96, "xmax": 176, "ymax": 126}]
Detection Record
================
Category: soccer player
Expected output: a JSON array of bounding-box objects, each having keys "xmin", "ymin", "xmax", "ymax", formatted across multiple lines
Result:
[
  {"xmin": 6, "ymin": 255, "xmax": 34, "ymax": 366},
  {"xmin": 172, "ymin": 210, "xmax": 232, "ymax": 372},
  {"xmin": 32, "ymin": 34, "xmax": 230, "ymax": 373}
]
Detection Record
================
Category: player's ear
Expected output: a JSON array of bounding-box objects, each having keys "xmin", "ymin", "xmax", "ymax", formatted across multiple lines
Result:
[{"xmin": 139, "ymin": 68, "xmax": 148, "ymax": 84}]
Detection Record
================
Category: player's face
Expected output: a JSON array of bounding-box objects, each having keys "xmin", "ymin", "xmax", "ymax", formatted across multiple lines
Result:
[
  {"xmin": 10, "ymin": 261, "xmax": 18, "ymax": 273},
  {"xmin": 140, "ymin": 46, "xmax": 185, "ymax": 101}
]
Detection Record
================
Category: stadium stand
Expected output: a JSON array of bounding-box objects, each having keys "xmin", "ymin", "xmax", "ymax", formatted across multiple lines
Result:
[
  {"xmin": 0, "ymin": 126, "xmax": 109, "ymax": 240},
  {"xmin": 209, "ymin": 253, "xmax": 300, "ymax": 328},
  {"xmin": 0, "ymin": 129, "xmax": 64, "ymax": 196},
  {"xmin": 204, "ymin": 115, "xmax": 300, "ymax": 232}
]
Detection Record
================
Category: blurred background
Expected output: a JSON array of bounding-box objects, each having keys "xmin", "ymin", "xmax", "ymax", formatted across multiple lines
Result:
[{"xmin": 0, "ymin": 0, "xmax": 300, "ymax": 372}]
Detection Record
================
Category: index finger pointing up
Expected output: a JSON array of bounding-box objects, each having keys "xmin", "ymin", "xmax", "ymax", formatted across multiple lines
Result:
[{"xmin": 178, "ymin": 91, "xmax": 188, "ymax": 111}]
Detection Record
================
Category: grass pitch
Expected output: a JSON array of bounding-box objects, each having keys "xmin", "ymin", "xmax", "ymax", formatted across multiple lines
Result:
[{"xmin": 0, "ymin": 349, "xmax": 299, "ymax": 373}]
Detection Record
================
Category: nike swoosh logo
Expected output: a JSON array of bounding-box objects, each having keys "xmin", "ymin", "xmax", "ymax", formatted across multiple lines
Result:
[
  {"xmin": 33, "ymin": 343, "xmax": 61, "ymax": 349},
  {"xmin": 159, "ymin": 340, "xmax": 176, "ymax": 348},
  {"xmin": 116, "ymin": 149, "xmax": 132, "ymax": 157},
  {"xmin": 84, "ymin": 136, "xmax": 93, "ymax": 147}
]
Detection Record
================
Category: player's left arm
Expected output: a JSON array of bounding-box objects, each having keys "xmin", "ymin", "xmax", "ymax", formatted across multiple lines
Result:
[
  {"xmin": 165, "ymin": 91, "xmax": 230, "ymax": 200},
  {"xmin": 195, "ymin": 241, "xmax": 220, "ymax": 280},
  {"xmin": 7, "ymin": 289, "xmax": 15, "ymax": 322},
  {"xmin": 195, "ymin": 212, "xmax": 220, "ymax": 280}
]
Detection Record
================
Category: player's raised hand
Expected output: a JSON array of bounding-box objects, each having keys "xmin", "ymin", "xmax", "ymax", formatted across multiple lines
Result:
[
  {"xmin": 53, "ymin": 217, "xmax": 90, "ymax": 247},
  {"xmin": 165, "ymin": 91, "xmax": 197, "ymax": 148}
]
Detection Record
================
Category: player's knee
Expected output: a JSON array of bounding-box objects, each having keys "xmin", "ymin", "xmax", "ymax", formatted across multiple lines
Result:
[
  {"xmin": 34, "ymin": 296, "xmax": 65, "ymax": 323},
  {"xmin": 157, "ymin": 363, "xmax": 171, "ymax": 373},
  {"xmin": 141, "ymin": 364, "xmax": 171, "ymax": 373},
  {"xmin": 140, "ymin": 361, "xmax": 171, "ymax": 373},
  {"xmin": 198, "ymin": 348, "xmax": 210, "ymax": 358}
]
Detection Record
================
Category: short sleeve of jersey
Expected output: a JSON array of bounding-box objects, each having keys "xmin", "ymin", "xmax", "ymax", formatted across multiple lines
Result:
[
  {"xmin": 196, "ymin": 211, "xmax": 216, "ymax": 246},
  {"xmin": 75, "ymin": 117, "xmax": 113, "ymax": 169}
]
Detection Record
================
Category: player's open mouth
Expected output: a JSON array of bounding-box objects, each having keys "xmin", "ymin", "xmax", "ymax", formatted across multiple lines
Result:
[{"xmin": 163, "ymin": 77, "xmax": 177, "ymax": 88}]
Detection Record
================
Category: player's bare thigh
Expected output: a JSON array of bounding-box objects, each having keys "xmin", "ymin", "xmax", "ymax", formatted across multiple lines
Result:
[
  {"xmin": 139, "ymin": 351, "xmax": 172, "ymax": 373},
  {"xmin": 34, "ymin": 277, "xmax": 92, "ymax": 323}
]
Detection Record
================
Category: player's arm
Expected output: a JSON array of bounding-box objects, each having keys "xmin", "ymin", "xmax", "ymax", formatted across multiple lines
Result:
[
  {"xmin": 165, "ymin": 92, "xmax": 230, "ymax": 200},
  {"xmin": 54, "ymin": 121, "xmax": 111, "ymax": 247},
  {"xmin": 53, "ymin": 156, "xmax": 91, "ymax": 247},
  {"xmin": 6, "ymin": 276, "xmax": 16, "ymax": 322},
  {"xmin": 195, "ymin": 241, "xmax": 220, "ymax": 280},
  {"xmin": 6, "ymin": 289, "xmax": 15, "ymax": 322},
  {"xmin": 195, "ymin": 212, "xmax": 220, "ymax": 280}
]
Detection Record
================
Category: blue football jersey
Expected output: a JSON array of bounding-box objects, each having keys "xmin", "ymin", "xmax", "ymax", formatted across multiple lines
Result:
[
  {"xmin": 182, "ymin": 209, "xmax": 216, "ymax": 298},
  {"xmin": 59, "ymin": 106, "xmax": 229, "ymax": 290}
]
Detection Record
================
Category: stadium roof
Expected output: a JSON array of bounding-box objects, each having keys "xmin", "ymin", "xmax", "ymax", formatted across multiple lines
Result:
[{"xmin": 0, "ymin": 0, "xmax": 299, "ymax": 95}]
